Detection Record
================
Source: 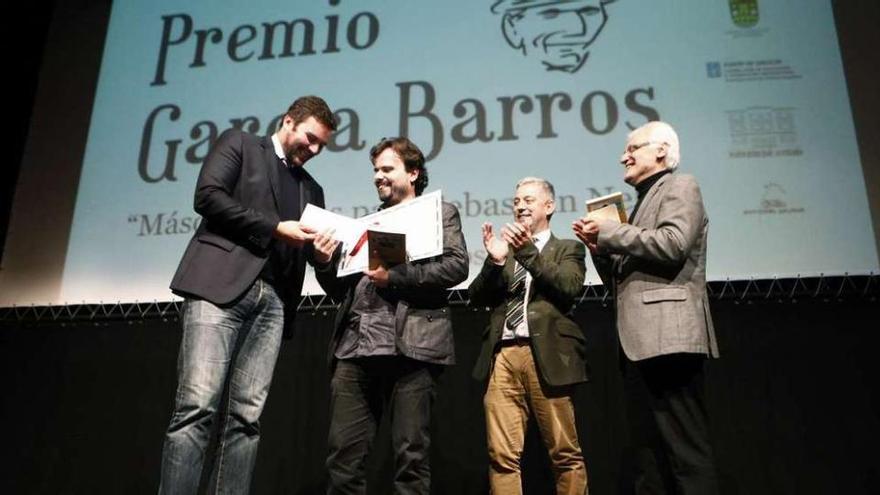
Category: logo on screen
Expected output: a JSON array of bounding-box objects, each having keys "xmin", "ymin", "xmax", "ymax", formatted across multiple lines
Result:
[
  {"xmin": 726, "ymin": 106, "xmax": 802, "ymax": 159},
  {"xmin": 761, "ymin": 183, "xmax": 786, "ymax": 209},
  {"xmin": 490, "ymin": 0, "xmax": 618, "ymax": 73},
  {"xmin": 706, "ymin": 62, "xmax": 722, "ymax": 78},
  {"xmin": 743, "ymin": 182, "xmax": 804, "ymax": 216},
  {"xmin": 729, "ymin": 0, "xmax": 759, "ymax": 28}
]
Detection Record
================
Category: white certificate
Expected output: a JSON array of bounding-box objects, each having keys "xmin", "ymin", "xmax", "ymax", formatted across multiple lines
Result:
[{"xmin": 300, "ymin": 190, "xmax": 444, "ymax": 277}]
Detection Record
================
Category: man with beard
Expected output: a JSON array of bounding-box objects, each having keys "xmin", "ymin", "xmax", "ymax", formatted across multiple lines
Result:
[
  {"xmin": 469, "ymin": 177, "xmax": 589, "ymax": 494},
  {"xmin": 491, "ymin": 0, "xmax": 617, "ymax": 73},
  {"xmin": 312, "ymin": 137, "xmax": 468, "ymax": 494},
  {"xmin": 159, "ymin": 96, "xmax": 336, "ymax": 495}
]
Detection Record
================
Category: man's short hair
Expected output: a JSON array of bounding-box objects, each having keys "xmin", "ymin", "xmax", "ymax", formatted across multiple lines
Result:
[
  {"xmin": 370, "ymin": 137, "xmax": 429, "ymax": 196},
  {"xmin": 284, "ymin": 95, "xmax": 337, "ymax": 132},
  {"xmin": 633, "ymin": 121, "xmax": 681, "ymax": 170},
  {"xmin": 515, "ymin": 176, "xmax": 555, "ymax": 199}
]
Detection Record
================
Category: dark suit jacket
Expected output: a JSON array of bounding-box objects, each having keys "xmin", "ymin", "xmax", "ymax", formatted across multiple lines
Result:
[
  {"xmin": 469, "ymin": 234, "xmax": 588, "ymax": 387},
  {"xmin": 592, "ymin": 172, "xmax": 719, "ymax": 361},
  {"xmin": 315, "ymin": 202, "xmax": 468, "ymax": 367},
  {"xmin": 170, "ymin": 129, "xmax": 324, "ymax": 336}
]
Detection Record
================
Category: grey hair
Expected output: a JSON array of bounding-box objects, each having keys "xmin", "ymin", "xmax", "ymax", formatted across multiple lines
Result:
[
  {"xmin": 630, "ymin": 121, "xmax": 681, "ymax": 170},
  {"xmin": 515, "ymin": 177, "xmax": 555, "ymax": 199}
]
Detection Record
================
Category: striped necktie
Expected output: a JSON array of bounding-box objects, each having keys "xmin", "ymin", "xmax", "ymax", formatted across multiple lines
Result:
[{"xmin": 505, "ymin": 262, "xmax": 527, "ymax": 330}]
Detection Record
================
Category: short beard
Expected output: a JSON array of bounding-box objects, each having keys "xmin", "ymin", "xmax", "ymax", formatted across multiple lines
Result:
[{"xmin": 378, "ymin": 183, "xmax": 408, "ymax": 206}]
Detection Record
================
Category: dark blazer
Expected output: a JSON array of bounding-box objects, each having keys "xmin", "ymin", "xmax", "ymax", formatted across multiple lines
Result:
[
  {"xmin": 170, "ymin": 129, "xmax": 324, "ymax": 335},
  {"xmin": 315, "ymin": 202, "xmax": 468, "ymax": 367},
  {"xmin": 469, "ymin": 234, "xmax": 588, "ymax": 387},
  {"xmin": 592, "ymin": 173, "xmax": 719, "ymax": 361}
]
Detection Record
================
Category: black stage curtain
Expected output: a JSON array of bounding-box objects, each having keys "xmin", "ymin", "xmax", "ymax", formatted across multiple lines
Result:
[{"xmin": 2, "ymin": 300, "xmax": 878, "ymax": 494}]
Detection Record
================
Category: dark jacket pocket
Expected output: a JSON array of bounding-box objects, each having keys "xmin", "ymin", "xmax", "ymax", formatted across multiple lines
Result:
[
  {"xmin": 403, "ymin": 308, "xmax": 453, "ymax": 358},
  {"xmin": 197, "ymin": 232, "xmax": 236, "ymax": 252}
]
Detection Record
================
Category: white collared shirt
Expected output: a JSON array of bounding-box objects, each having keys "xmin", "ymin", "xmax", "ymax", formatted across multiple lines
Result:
[{"xmin": 270, "ymin": 134, "xmax": 287, "ymax": 165}]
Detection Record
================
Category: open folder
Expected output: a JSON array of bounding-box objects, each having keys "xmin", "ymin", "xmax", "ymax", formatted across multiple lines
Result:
[{"xmin": 299, "ymin": 190, "xmax": 444, "ymax": 277}]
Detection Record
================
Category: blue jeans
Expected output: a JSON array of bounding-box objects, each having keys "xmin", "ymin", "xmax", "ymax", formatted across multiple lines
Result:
[{"xmin": 159, "ymin": 280, "xmax": 284, "ymax": 495}]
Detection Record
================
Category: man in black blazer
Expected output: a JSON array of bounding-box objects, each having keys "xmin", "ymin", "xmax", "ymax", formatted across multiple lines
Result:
[
  {"xmin": 312, "ymin": 137, "xmax": 468, "ymax": 494},
  {"xmin": 469, "ymin": 177, "xmax": 589, "ymax": 495},
  {"xmin": 159, "ymin": 96, "xmax": 336, "ymax": 495}
]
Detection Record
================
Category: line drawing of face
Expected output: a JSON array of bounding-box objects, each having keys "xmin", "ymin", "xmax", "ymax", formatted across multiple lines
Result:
[{"xmin": 493, "ymin": 0, "xmax": 615, "ymax": 73}]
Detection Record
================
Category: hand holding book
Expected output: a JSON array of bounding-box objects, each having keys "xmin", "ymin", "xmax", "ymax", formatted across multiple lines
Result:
[{"xmin": 585, "ymin": 192, "xmax": 627, "ymax": 224}]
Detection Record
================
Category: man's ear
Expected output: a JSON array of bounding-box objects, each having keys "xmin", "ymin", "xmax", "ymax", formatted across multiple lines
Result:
[
  {"xmin": 281, "ymin": 114, "xmax": 296, "ymax": 132},
  {"xmin": 656, "ymin": 143, "xmax": 668, "ymax": 162},
  {"xmin": 546, "ymin": 198, "xmax": 556, "ymax": 217},
  {"xmin": 501, "ymin": 14, "xmax": 526, "ymax": 52}
]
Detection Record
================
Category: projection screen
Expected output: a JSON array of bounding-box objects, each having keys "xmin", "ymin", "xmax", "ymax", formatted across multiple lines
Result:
[{"xmin": 2, "ymin": 0, "xmax": 877, "ymax": 306}]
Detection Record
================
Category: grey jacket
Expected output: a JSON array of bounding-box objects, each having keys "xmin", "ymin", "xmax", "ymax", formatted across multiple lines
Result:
[
  {"xmin": 593, "ymin": 172, "xmax": 719, "ymax": 361},
  {"xmin": 316, "ymin": 201, "xmax": 468, "ymax": 367}
]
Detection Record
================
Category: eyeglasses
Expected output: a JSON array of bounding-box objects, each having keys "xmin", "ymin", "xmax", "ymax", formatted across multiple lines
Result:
[{"xmin": 624, "ymin": 141, "xmax": 663, "ymax": 154}]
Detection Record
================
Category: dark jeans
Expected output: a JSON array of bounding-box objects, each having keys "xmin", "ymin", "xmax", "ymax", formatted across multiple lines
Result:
[
  {"xmin": 622, "ymin": 353, "xmax": 719, "ymax": 495},
  {"xmin": 159, "ymin": 280, "xmax": 284, "ymax": 495},
  {"xmin": 326, "ymin": 356, "xmax": 441, "ymax": 495}
]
